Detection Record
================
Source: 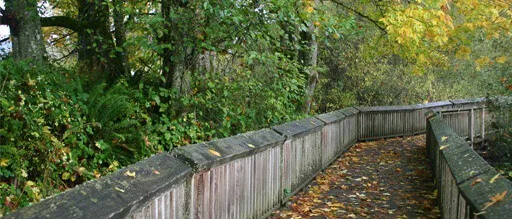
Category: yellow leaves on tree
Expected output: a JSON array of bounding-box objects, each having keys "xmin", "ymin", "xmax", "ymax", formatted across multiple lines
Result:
[
  {"xmin": 377, "ymin": 0, "xmax": 512, "ymax": 73},
  {"xmin": 475, "ymin": 57, "xmax": 492, "ymax": 71},
  {"xmin": 0, "ymin": 158, "xmax": 8, "ymax": 167},
  {"xmin": 496, "ymin": 56, "xmax": 507, "ymax": 64},
  {"xmin": 456, "ymin": 46, "xmax": 471, "ymax": 60},
  {"xmin": 302, "ymin": 0, "xmax": 316, "ymax": 14}
]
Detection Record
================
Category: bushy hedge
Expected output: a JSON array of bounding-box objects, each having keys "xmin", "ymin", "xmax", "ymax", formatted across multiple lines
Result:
[
  {"xmin": 0, "ymin": 60, "xmax": 305, "ymax": 215},
  {"xmin": 0, "ymin": 61, "xmax": 157, "ymax": 213}
]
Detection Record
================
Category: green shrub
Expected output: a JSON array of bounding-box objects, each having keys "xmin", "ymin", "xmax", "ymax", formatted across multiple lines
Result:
[
  {"xmin": 487, "ymin": 96, "xmax": 512, "ymax": 180},
  {"xmin": 0, "ymin": 60, "xmax": 155, "ymax": 214}
]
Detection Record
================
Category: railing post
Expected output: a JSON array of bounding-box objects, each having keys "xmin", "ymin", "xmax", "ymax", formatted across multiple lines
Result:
[
  {"xmin": 469, "ymin": 108, "xmax": 474, "ymax": 148},
  {"xmin": 481, "ymin": 107, "xmax": 485, "ymax": 148}
]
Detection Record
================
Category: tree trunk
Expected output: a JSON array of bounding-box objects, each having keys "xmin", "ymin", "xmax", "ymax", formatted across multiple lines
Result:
[
  {"xmin": 159, "ymin": 0, "xmax": 192, "ymax": 93},
  {"xmin": 159, "ymin": 0, "xmax": 176, "ymax": 88},
  {"xmin": 77, "ymin": 0, "xmax": 125, "ymax": 83},
  {"xmin": 300, "ymin": 1, "xmax": 320, "ymax": 114},
  {"xmin": 113, "ymin": 0, "xmax": 131, "ymax": 75},
  {"xmin": 4, "ymin": 0, "xmax": 45, "ymax": 62},
  {"xmin": 301, "ymin": 28, "xmax": 319, "ymax": 114}
]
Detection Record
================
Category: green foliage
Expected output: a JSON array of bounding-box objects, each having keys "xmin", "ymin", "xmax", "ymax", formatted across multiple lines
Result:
[
  {"xmin": 3, "ymin": 0, "xmax": 512, "ymax": 216},
  {"xmin": 137, "ymin": 52, "xmax": 306, "ymax": 149},
  {"xmin": 0, "ymin": 52, "xmax": 306, "ymax": 214},
  {"xmin": 487, "ymin": 96, "xmax": 512, "ymax": 180},
  {"xmin": 0, "ymin": 60, "xmax": 155, "ymax": 214},
  {"xmin": 487, "ymin": 97, "xmax": 512, "ymax": 155}
]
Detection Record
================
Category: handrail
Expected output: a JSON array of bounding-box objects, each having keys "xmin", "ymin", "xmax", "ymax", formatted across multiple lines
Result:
[
  {"xmin": 426, "ymin": 111, "xmax": 512, "ymax": 218},
  {"xmin": 5, "ymin": 97, "xmax": 505, "ymax": 219}
]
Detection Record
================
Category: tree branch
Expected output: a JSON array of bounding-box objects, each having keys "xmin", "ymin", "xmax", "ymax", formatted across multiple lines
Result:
[
  {"xmin": 332, "ymin": 0, "xmax": 387, "ymax": 34},
  {"xmin": 48, "ymin": 31, "xmax": 76, "ymax": 45},
  {"xmin": 54, "ymin": 48, "xmax": 77, "ymax": 62},
  {"xmin": 0, "ymin": 37, "xmax": 9, "ymax": 44},
  {"xmin": 40, "ymin": 16, "xmax": 84, "ymax": 32}
]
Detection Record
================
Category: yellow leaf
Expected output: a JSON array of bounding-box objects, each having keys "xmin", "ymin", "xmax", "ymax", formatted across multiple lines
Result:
[
  {"xmin": 327, "ymin": 202, "xmax": 346, "ymax": 208},
  {"xmin": 305, "ymin": 6, "xmax": 314, "ymax": 13},
  {"xmin": 21, "ymin": 169, "xmax": 28, "ymax": 178},
  {"xmin": 62, "ymin": 172, "xmax": 70, "ymax": 180},
  {"xmin": 114, "ymin": 187, "xmax": 125, "ymax": 193},
  {"xmin": 28, "ymin": 79, "xmax": 36, "ymax": 86},
  {"xmin": 124, "ymin": 171, "xmax": 136, "ymax": 177},
  {"xmin": 489, "ymin": 174, "xmax": 501, "ymax": 183},
  {"xmin": 456, "ymin": 46, "xmax": 471, "ymax": 60},
  {"xmin": 439, "ymin": 145, "xmax": 449, "ymax": 150},
  {"xmin": 247, "ymin": 143, "xmax": 255, "ymax": 148},
  {"xmin": 0, "ymin": 158, "xmax": 8, "ymax": 167},
  {"xmin": 93, "ymin": 170, "xmax": 101, "ymax": 178},
  {"xmin": 496, "ymin": 56, "xmax": 507, "ymax": 63},
  {"xmin": 441, "ymin": 136, "xmax": 448, "ymax": 142},
  {"xmin": 25, "ymin": 181, "xmax": 35, "ymax": 187},
  {"xmin": 209, "ymin": 149, "xmax": 221, "ymax": 157}
]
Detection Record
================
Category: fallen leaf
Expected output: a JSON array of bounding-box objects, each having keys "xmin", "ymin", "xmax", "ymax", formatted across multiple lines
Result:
[
  {"xmin": 124, "ymin": 171, "xmax": 136, "ymax": 177},
  {"xmin": 209, "ymin": 149, "xmax": 221, "ymax": 157},
  {"xmin": 489, "ymin": 174, "xmax": 501, "ymax": 183},
  {"xmin": 482, "ymin": 190, "xmax": 507, "ymax": 210},
  {"xmin": 327, "ymin": 202, "xmax": 345, "ymax": 208},
  {"xmin": 439, "ymin": 145, "xmax": 449, "ymax": 150},
  {"xmin": 114, "ymin": 187, "xmax": 125, "ymax": 193},
  {"xmin": 153, "ymin": 170, "xmax": 160, "ymax": 175},
  {"xmin": 470, "ymin": 178, "xmax": 482, "ymax": 186},
  {"xmin": 247, "ymin": 143, "xmax": 255, "ymax": 148},
  {"xmin": 474, "ymin": 211, "xmax": 486, "ymax": 216},
  {"xmin": 441, "ymin": 136, "xmax": 448, "ymax": 142}
]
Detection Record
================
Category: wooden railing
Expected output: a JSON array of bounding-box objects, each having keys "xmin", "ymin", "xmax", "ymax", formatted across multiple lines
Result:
[
  {"xmin": 6, "ymin": 97, "xmax": 506, "ymax": 219},
  {"xmin": 426, "ymin": 111, "xmax": 512, "ymax": 218}
]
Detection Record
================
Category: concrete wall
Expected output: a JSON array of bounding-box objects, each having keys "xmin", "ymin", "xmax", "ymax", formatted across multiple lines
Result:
[{"xmin": 7, "ymin": 98, "xmax": 501, "ymax": 219}]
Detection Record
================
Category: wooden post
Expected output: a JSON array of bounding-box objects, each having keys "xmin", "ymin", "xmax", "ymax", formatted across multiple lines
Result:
[
  {"xmin": 481, "ymin": 108, "xmax": 486, "ymax": 148},
  {"xmin": 469, "ymin": 108, "xmax": 474, "ymax": 148}
]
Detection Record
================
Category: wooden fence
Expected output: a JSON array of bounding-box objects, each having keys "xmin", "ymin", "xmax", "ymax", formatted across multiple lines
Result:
[
  {"xmin": 426, "ymin": 111, "xmax": 512, "ymax": 218},
  {"xmin": 7, "ymin": 98, "xmax": 505, "ymax": 219}
]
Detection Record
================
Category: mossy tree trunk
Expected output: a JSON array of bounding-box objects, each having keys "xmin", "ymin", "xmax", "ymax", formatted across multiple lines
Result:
[{"xmin": 3, "ymin": 0, "xmax": 45, "ymax": 62}]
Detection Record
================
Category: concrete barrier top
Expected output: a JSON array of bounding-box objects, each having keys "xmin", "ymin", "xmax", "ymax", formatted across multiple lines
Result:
[
  {"xmin": 5, "ymin": 153, "xmax": 192, "ymax": 219},
  {"xmin": 355, "ymin": 105, "xmax": 415, "ymax": 112},
  {"xmin": 172, "ymin": 129, "xmax": 284, "ymax": 171},
  {"xmin": 272, "ymin": 116, "xmax": 324, "ymax": 139}
]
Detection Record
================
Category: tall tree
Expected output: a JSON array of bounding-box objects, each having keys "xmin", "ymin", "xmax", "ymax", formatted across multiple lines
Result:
[
  {"xmin": 300, "ymin": 0, "xmax": 320, "ymax": 113},
  {"xmin": 76, "ymin": 0, "xmax": 126, "ymax": 83},
  {"xmin": 113, "ymin": 0, "xmax": 131, "ymax": 76},
  {"xmin": 1, "ymin": 0, "xmax": 45, "ymax": 62}
]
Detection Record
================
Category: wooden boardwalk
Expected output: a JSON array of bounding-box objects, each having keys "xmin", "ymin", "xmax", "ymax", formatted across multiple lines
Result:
[{"xmin": 271, "ymin": 135, "xmax": 440, "ymax": 218}]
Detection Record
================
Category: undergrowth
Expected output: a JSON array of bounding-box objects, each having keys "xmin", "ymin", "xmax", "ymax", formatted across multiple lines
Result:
[{"xmin": 0, "ymin": 60, "xmax": 305, "ymax": 215}]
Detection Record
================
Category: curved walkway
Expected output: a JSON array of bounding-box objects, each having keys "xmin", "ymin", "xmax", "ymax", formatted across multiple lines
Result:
[{"xmin": 271, "ymin": 135, "xmax": 440, "ymax": 218}]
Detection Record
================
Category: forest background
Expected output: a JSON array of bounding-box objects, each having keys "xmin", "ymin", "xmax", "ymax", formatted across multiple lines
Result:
[{"xmin": 0, "ymin": 0, "xmax": 511, "ymax": 215}]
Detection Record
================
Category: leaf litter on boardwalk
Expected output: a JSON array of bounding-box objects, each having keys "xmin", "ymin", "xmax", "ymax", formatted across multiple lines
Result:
[{"xmin": 271, "ymin": 135, "xmax": 440, "ymax": 218}]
